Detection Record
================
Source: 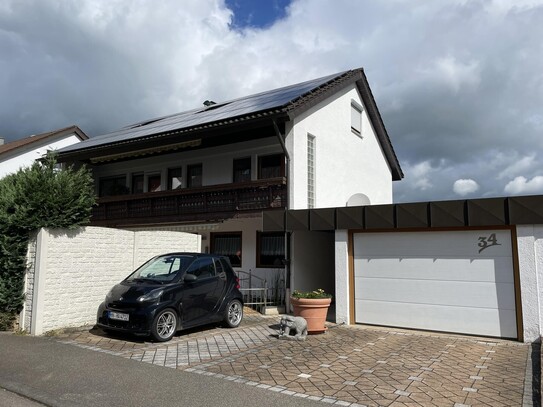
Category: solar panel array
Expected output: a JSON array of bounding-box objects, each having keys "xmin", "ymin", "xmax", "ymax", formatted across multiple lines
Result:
[{"xmin": 59, "ymin": 70, "xmax": 347, "ymax": 153}]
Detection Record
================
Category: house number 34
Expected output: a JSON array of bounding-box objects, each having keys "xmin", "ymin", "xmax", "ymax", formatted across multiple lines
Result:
[{"xmin": 478, "ymin": 233, "xmax": 501, "ymax": 253}]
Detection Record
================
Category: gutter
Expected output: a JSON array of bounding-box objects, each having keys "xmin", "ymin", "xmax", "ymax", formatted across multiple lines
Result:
[{"xmin": 272, "ymin": 119, "xmax": 291, "ymax": 298}]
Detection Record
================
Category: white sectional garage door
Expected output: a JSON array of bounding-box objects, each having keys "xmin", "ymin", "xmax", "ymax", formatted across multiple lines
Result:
[{"xmin": 353, "ymin": 229, "xmax": 517, "ymax": 338}]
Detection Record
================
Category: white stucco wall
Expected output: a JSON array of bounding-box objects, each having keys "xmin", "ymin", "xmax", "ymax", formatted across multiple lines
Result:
[
  {"xmin": 287, "ymin": 84, "xmax": 393, "ymax": 209},
  {"xmin": 334, "ymin": 230, "xmax": 350, "ymax": 325},
  {"xmin": 516, "ymin": 225, "xmax": 543, "ymax": 342},
  {"xmin": 23, "ymin": 226, "xmax": 200, "ymax": 335},
  {"xmin": 0, "ymin": 134, "xmax": 83, "ymax": 178}
]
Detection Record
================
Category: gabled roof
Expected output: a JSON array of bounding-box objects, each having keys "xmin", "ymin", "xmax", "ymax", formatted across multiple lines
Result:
[
  {"xmin": 57, "ymin": 68, "xmax": 403, "ymax": 179},
  {"xmin": 0, "ymin": 125, "xmax": 88, "ymax": 157}
]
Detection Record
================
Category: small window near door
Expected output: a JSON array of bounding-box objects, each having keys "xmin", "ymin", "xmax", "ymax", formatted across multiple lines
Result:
[
  {"xmin": 148, "ymin": 174, "xmax": 161, "ymax": 192},
  {"xmin": 233, "ymin": 157, "xmax": 251, "ymax": 183},
  {"xmin": 168, "ymin": 167, "xmax": 183, "ymax": 190},
  {"xmin": 258, "ymin": 154, "xmax": 284, "ymax": 179},
  {"xmin": 210, "ymin": 232, "xmax": 242, "ymax": 267},
  {"xmin": 99, "ymin": 175, "xmax": 128, "ymax": 197},
  {"xmin": 257, "ymin": 232, "xmax": 285, "ymax": 268},
  {"xmin": 187, "ymin": 164, "xmax": 202, "ymax": 188},
  {"xmin": 132, "ymin": 173, "xmax": 144, "ymax": 194}
]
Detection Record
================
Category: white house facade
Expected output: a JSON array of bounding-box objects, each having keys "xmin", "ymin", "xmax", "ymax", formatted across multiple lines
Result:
[
  {"xmin": 0, "ymin": 126, "xmax": 88, "ymax": 178},
  {"xmin": 56, "ymin": 68, "xmax": 403, "ymax": 305}
]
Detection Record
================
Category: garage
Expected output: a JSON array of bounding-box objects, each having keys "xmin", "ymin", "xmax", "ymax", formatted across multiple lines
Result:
[{"xmin": 353, "ymin": 229, "xmax": 519, "ymax": 339}]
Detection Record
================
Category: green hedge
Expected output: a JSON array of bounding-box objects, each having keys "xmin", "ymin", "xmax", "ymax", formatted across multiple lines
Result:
[{"xmin": 0, "ymin": 154, "xmax": 96, "ymax": 330}]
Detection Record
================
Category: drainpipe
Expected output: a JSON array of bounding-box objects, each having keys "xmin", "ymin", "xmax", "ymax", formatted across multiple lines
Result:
[{"xmin": 272, "ymin": 119, "xmax": 291, "ymax": 311}]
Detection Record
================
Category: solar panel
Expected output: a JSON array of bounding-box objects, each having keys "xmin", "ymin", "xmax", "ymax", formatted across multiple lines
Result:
[{"xmin": 58, "ymin": 70, "xmax": 349, "ymax": 154}]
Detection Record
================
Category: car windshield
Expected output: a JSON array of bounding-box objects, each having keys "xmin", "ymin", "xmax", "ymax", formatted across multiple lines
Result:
[{"xmin": 126, "ymin": 255, "xmax": 196, "ymax": 283}]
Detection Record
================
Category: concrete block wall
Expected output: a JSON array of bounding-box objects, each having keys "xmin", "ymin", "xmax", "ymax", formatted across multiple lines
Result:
[
  {"xmin": 22, "ymin": 226, "xmax": 200, "ymax": 335},
  {"xmin": 23, "ymin": 234, "xmax": 38, "ymax": 331}
]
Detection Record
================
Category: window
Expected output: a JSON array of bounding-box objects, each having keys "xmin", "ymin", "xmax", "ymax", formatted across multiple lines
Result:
[
  {"xmin": 168, "ymin": 167, "xmax": 183, "ymax": 190},
  {"xmin": 233, "ymin": 157, "xmax": 251, "ymax": 183},
  {"xmin": 211, "ymin": 232, "xmax": 242, "ymax": 267},
  {"xmin": 214, "ymin": 257, "xmax": 226, "ymax": 276},
  {"xmin": 187, "ymin": 164, "xmax": 202, "ymax": 188},
  {"xmin": 99, "ymin": 175, "xmax": 128, "ymax": 197},
  {"xmin": 147, "ymin": 174, "xmax": 161, "ymax": 192},
  {"xmin": 132, "ymin": 173, "xmax": 144, "ymax": 194},
  {"xmin": 307, "ymin": 134, "xmax": 315, "ymax": 208},
  {"xmin": 185, "ymin": 257, "xmax": 216, "ymax": 279},
  {"xmin": 351, "ymin": 100, "xmax": 363, "ymax": 137},
  {"xmin": 258, "ymin": 154, "xmax": 284, "ymax": 179},
  {"xmin": 257, "ymin": 232, "xmax": 285, "ymax": 268}
]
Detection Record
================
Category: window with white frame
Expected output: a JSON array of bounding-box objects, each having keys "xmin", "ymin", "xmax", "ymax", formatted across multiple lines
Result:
[
  {"xmin": 351, "ymin": 100, "xmax": 363, "ymax": 137},
  {"xmin": 307, "ymin": 134, "xmax": 315, "ymax": 208}
]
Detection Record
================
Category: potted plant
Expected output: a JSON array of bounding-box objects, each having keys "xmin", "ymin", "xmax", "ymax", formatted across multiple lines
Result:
[{"xmin": 290, "ymin": 289, "xmax": 332, "ymax": 334}]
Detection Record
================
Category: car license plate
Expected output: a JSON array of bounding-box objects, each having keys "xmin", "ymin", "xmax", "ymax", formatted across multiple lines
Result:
[{"xmin": 108, "ymin": 311, "xmax": 129, "ymax": 321}]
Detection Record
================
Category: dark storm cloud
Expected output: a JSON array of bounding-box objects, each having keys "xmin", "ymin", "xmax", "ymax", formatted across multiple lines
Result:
[{"xmin": 1, "ymin": 0, "xmax": 542, "ymax": 201}]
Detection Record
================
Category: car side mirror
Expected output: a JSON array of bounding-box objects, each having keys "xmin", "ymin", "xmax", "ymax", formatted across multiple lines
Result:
[{"xmin": 184, "ymin": 273, "xmax": 197, "ymax": 283}]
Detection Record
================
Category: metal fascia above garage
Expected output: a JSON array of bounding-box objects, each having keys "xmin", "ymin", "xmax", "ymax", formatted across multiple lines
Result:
[{"xmin": 263, "ymin": 195, "xmax": 543, "ymax": 232}]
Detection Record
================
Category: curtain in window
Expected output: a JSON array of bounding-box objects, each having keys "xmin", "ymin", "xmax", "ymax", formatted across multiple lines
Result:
[
  {"xmin": 213, "ymin": 236, "xmax": 241, "ymax": 255},
  {"xmin": 261, "ymin": 235, "xmax": 284, "ymax": 256}
]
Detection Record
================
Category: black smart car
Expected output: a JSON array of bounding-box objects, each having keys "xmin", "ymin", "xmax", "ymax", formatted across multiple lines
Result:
[{"xmin": 97, "ymin": 253, "xmax": 244, "ymax": 342}]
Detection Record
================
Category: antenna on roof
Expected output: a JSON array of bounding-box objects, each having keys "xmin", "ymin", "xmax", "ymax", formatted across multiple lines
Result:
[{"xmin": 203, "ymin": 100, "xmax": 216, "ymax": 107}]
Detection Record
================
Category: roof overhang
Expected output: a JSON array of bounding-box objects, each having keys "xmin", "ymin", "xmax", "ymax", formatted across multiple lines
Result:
[{"xmin": 57, "ymin": 113, "xmax": 288, "ymax": 163}]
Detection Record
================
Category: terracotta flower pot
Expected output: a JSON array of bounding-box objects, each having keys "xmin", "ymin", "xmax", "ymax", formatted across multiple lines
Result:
[{"xmin": 290, "ymin": 297, "xmax": 332, "ymax": 334}]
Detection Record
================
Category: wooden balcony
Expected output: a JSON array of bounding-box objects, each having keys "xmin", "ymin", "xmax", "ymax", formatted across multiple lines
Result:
[{"xmin": 91, "ymin": 178, "xmax": 287, "ymax": 227}]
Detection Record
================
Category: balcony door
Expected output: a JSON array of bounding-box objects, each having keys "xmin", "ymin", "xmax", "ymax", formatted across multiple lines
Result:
[{"xmin": 258, "ymin": 154, "xmax": 284, "ymax": 179}]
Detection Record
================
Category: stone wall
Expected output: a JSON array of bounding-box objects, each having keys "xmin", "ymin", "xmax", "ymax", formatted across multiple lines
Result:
[{"xmin": 22, "ymin": 226, "xmax": 201, "ymax": 334}]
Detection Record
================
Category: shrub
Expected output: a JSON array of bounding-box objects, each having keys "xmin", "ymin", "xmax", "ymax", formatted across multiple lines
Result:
[{"xmin": 0, "ymin": 153, "xmax": 96, "ymax": 330}]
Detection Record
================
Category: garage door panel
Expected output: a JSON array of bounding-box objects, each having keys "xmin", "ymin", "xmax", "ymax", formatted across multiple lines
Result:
[
  {"xmin": 353, "ymin": 230, "xmax": 517, "ymax": 339},
  {"xmin": 355, "ymin": 277, "xmax": 516, "ymax": 310},
  {"xmin": 354, "ymin": 257, "xmax": 514, "ymax": 283},
  {"xmin": 354, "ymin": 230, "xmax": 512, "ymax": 257},
  {"xmin": 355, "ymin": 300, "xmax": 518, "ymax": 338}
]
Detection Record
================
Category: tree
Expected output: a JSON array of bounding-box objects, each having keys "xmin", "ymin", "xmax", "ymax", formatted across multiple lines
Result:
[{"xmin": 0, "ymin": 154, "xmax": 96, "ymax": 330}]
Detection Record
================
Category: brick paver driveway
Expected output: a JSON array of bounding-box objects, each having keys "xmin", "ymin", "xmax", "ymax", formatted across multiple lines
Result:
[{"xmin": 55, "ymin": 310, "xmax": 535, "ymax": 407}]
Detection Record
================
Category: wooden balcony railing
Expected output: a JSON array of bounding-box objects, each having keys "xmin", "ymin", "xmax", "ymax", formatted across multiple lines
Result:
[{"xmin": 91, "ymin": 178, "xmax": 287, "ymax": 226}]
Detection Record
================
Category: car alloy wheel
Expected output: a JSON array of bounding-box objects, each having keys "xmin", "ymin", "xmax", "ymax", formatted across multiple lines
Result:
[
  {"xmin": 152, "ymin": 309, "xmax": 177, "ymax": 342},
  {"xmin": 224, "ymin": 299, "xmax": 243, "ymax": 328}
]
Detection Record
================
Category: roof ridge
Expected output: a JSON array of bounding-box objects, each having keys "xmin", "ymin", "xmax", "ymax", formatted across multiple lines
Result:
[
  {"xmin": 0, "ymin": 125, "xmax": 87, "ymax": 156},
  {"xmin": 285, "ymin": 69, "xmax": 360, "ymax": 113}
]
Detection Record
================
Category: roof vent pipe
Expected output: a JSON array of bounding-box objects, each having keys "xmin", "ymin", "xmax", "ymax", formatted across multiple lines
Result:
[{"xmin": 0, "ymin": 137, "xmax": 4, "ymax": 145}]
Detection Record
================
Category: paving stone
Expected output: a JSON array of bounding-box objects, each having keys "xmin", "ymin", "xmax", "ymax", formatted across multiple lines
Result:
[{"xmin": 54, "ymin": 312, "xmax": 530, "ymax": 407}]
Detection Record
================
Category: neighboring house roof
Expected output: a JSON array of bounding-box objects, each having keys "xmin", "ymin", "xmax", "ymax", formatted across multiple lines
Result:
[
  {"xmin": 0, "ymin": 125, "xmax": 88, "ymax": 157},
  {"xmin": 57, "ymin": 68, "xmax": 403, "ymax": 179}
]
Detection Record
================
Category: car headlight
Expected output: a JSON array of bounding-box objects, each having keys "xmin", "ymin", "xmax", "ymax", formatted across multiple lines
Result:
[{"xmin": 137, "ymin": 289, "xmax": 164, "ymax": 303}]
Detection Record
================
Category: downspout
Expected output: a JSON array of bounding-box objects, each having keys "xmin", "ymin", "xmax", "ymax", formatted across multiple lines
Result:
[{"xmin": 272, "ymin": 119, "xmax": 291, "ymax": 310}]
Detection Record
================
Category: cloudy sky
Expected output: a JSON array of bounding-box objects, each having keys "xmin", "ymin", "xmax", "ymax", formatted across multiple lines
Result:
[{"xmin": 1, "ymin": 0, "xmax": 542, "ymax": 202}]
